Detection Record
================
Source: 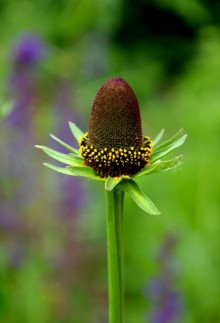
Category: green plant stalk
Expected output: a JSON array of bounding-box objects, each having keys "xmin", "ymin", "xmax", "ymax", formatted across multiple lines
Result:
[
  {"xmin": 115, "ymin": 190, "xmax": 124, "ymax": 317},
  {"xmin": 106, "ymin": 188, "xmax": 124, "ymax": 323}
]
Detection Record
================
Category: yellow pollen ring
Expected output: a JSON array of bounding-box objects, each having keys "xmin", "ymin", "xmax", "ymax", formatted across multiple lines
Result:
[{"xmin": 78, "ymin": 132, "xmax": 152, "ymax": 178}]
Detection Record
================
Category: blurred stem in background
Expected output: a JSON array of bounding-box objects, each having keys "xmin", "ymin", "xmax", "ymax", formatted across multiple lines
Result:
[{"xmin": 106, "ymin": 188, "xmax": 124, "ymax": 323}]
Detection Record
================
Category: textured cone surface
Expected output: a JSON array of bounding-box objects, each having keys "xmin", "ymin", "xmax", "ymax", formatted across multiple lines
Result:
[
  {"xmin": 79, "ymin": 77, "xmax": 152, "ymax": 177},
  {"xmin": 88, "ymin": 77, "xmax": 143, "ymax": 149}
]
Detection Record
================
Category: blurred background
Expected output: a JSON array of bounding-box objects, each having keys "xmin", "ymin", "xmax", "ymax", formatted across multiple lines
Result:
[{"xmin": 0, "ymin": 0, "xmax": 220, "ymax": 322}]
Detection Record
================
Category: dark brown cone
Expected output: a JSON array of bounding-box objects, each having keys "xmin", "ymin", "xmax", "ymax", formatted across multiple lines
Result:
[{"xmin": 88, "ymin": 77, "xmax": 143, "ymax": 149}]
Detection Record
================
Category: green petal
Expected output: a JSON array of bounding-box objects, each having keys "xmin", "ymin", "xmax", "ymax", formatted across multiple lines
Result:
[
  {"xmin": 50, "ymin": 134, "xmax": 80, "ymax": 155},
  {"xmin": 43, "ymin": 163, "xmax": 75, "ymax": 175},
  {"xmin": 118, "ymin": 179, "xmax": 160, "ymax": 215},
  {"xmin": 69, "ymin": 122, "xmax": 84, "ymax": 141},
  {"xmin": 135, "ymin": 155, "xmax": 183, "ymax": 177},
  {"xmin": 151, "ymin": 134, "xmax": 187, "ymax": 162},
  {"xmin": 68, "ymin": 166, "xmax": 104, "ymax": 181},
  {"xmin": 105, "ymin": 176, "xmax": 122, "ymax": 191},
  {"xmin": 35, "ymin": 145, "xmax": 84, "ymax": 167},
  {"xmin": 152, "ymin": 129, "xmax": 165, "ymax": 146},
  {"xmin": 153, "ymin": 128, "xmax": 184, "ymax": 153},
  {"xmin": 44, "ymin": 163, "xmax": 104, "ymax": 181}
]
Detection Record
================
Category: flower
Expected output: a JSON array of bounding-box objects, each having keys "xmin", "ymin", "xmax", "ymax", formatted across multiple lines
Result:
[
  {"xmin": 13, "ymin": 32, "xmax": 46, "ymax": 67},
  {"xmin": 79, "ymin": 78, "xmax": 152, "ymax": 178},
  {"xmin": 52, "ymin": 79, "xmax": 85, "ymax": 218},
  {"xmin": 36, "ymin": 77, "xmax": 187, "ymax": 215},
  {"xmin": 7, "ymin": 33, "xmax": 47, "ymax": 129},
  {"xmin": 145, "ymin": 234, "xmax": 184, "ymax": 323}
]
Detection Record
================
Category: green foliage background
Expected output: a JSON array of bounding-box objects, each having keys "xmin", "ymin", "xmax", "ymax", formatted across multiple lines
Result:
[{"xmin": 0, "ymin": 1, "xmax": 220, "ymax": 322}]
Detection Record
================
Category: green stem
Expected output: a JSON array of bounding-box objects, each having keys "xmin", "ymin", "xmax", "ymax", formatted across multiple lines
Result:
[{"xmin": 106, "ymin": 188, "xmax": 124, "ymax": 323}]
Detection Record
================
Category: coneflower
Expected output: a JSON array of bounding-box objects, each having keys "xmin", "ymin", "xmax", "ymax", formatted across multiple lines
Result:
[
  {"xmin": 36, "ymin": 77, "xmax": 187, "ymax": 323},
  {"xmin": 79, "ymin": 77, "xmax": 152, "ymax": 177}
]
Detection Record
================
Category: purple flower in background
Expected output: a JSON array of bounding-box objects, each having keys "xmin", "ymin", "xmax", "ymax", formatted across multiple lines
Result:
[
  {"xmin": 7, "ymin": 32, "xmax": 47, "ymax": 130},
  {"xmin": 47, "ymin": 80, "xmax": 86, "ymax": 284},
  {"xmin": 13, "ymin": 32, "xmax": 46, "ymax": 67},
  {"xmin": 145, "ymin": 234, "xmax": 184, "ymax": 323},
  {"xmin": 52, "ymin": 80, "xmax": 85, "ymax": 219},
  {"xmin": 0, "ymin": 32, "xmax": 48, "ymax": 270},
  {"xmin": 148, "ymin": 281, "xmax": 183, "ymax": 323}
]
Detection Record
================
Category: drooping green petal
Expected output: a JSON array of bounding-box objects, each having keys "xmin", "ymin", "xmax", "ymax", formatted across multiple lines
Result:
[
  {"xmin": 44, "ymin": 163, "xmax": 104, "ymax": 181},
  {"xmin": 50, "ymin": 134, "xmax": 79, "ymax": 155},
  {"xmin": 151, "ymin": 134, "xmax": 187, "ymax": 162},
  {"xmin": 68, "ymin": 166, "xmax": 104, "ymax": 181},
  {"xmin": 35, "ymin": 145, "xmax": 84, "ymax": 167},
  {"xmin": 118, "ymin": 179, "xmax": 160, "ymax": 215},
  {"xmin": 69, "ymin": 122, "xmax": 84, "ymax": 141},
  {"xmin": 43, "ymin": 163, "xmax": 75, "ymax": 175},
  {"xmin": 135, "ymin": 155, "xmax": 183, "ymax": 177},
  {"xmin": 105, "ymin": 176, "xmax": 122, "ymax": 191},
  {"xmin": 152, "ymin": 129, "xmax": 165, "ymax": 146}
]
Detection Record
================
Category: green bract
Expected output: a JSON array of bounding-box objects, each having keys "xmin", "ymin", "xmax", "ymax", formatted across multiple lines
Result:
[{"xmin": 36, "ymin": 122, "xmax": 187, "ymax": 215}]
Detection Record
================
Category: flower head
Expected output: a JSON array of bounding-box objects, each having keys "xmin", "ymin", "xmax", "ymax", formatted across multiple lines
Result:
[
  {"xmin": 36, "ymin": 77, "xmax": 187, "ymax": 215},
  {"xmin": 79, "ymin": 77, "xmax": 152, "ymax": 177}
]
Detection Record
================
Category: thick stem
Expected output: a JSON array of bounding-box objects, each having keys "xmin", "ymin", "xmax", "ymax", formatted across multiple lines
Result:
[{"xmin": 106, "ymin": 188, "xmax": 124, "ymax": 323}]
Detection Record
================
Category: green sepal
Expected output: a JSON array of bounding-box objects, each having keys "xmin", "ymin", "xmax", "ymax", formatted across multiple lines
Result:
[
  {"xmin": 151, "ymin": 133, "xmax": 187, "ymax": 162},
  {"xmin": 50, "ymin": 134, "xmax": 79, "ymax": 155},
  {"xmin": 35, "ymin": 145, "xmax": 84, "ymax": 167},
  {"xmin": 43, "ymin": 163, "xmax": 104, "ymax": 181},
  {"xmin": 69, "ymin": 122, "xmax": 84, "ymax": 142},
  {"xmin": 105, "ymin": 176, "xmax": 122, "ymax": 191},
  {"xmin": 117, "ymin": 179, "xmax": 160, "ymax": 215},
  {"xmin": 135, "ymin": 155, "xmax": 183, "ymax": 177},
  {"xmin": 152, "ymin": 129, "xmax": 165, "ymax": 146}
]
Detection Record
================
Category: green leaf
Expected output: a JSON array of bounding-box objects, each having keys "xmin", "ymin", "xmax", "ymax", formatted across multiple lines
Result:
[
  {"xmin": 135, "ymin": 155, "xmax": 183, "ymax": 177},
  {"xmin": 118, "ymin": 179, "xmax": 160, "ymax": 215},
  {"xmin": 151, "ymin": 134, "xmax": 187, "ymax": 162},
  {"xmin": 50, "ymin": 134, "xmax": 80, "ymax": 155},
  {"xmin": 105, "ymin": 176, "xmax": 122, "ymax": 191},
  {"xmin": 35, "ymin": 145, "xmax": 84, "ymax": 167},
  {"xmin": 69, "ymin": 122, "xmax": 84, "ymax": 141},
  {"xmin": 152, "ymin": 129, "xmax": 164, "ymax": 146}
]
